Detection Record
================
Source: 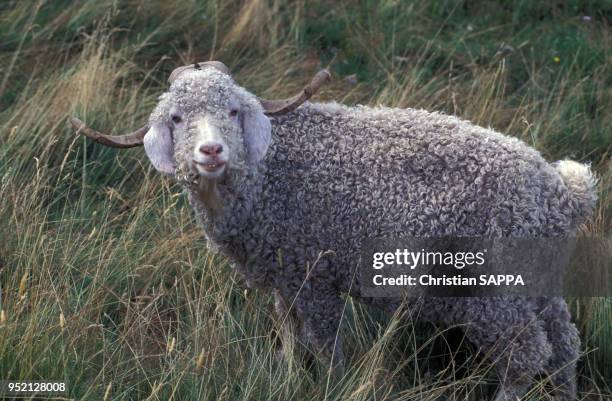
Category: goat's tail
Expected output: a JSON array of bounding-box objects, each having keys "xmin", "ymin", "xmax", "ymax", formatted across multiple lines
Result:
[{"xmin": 553, "ymin": 160, "xmax": 598, "ymax": 226}]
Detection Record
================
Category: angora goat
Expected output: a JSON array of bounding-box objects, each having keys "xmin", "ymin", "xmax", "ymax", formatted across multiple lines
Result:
[{"xmin": 70, "ymin": 61, "xmax": 597, "ymax": 401}]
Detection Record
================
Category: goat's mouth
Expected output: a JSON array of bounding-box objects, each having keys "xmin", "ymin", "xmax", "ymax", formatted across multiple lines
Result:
[
  {"xmin": 194, "ymin": 160, "xmax": 226, "ymax": 172},
  {"xmin": 193, "ymin": 159, "xmax": 226, "ymax": 177}
]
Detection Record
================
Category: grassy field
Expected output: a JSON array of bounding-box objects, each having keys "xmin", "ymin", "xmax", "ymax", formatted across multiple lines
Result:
[{"xmin": 0, "ymin": 0, "xmax": 610, "ymax": 400}]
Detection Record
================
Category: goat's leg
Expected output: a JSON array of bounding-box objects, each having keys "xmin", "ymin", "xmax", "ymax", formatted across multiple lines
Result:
[
  {"xmin": 536, "ymin": 297, "xmax": 580, "ymax": 401},
  {"xmin": 274, "ymin": 287, "xmax": 345, "ymax": 377},
  {"xmin": 274, "ymin": 290, "xmax": 314, "ymax": 369},
  {"xmin": 273, "ymin": 289, "xmax": 301, "ymax": 366},
  {"xmin": 440, "ymin": 297, "xmax": 553, "ymax": 401},
  {"xmin": 292, "ymin": 286, "xmax": 346, "ymax": 377}
]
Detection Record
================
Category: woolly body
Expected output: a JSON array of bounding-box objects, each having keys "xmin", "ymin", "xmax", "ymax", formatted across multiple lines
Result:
[{"xmin": 148, "ymin": 69, "xmax": 597, "ymax": 401}]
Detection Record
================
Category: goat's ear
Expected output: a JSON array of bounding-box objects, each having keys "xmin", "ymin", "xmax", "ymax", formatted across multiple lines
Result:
[
  {"xmin": 143, "ymin": 122, "xmax": 176, "ymax": 175},
  {"xmin": 242, "ymin": 107, "xmax": 271, "ymax": 163}
]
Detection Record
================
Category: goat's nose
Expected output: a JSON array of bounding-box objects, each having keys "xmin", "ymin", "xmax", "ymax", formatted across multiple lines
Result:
[{"xmin": 199, "ymin": 143, "xmax": 223, "ymax": 156}]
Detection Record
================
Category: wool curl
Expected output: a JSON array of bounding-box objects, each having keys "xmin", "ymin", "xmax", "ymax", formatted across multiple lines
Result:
[{"xmin": 156, "ymin": 70, "xmax": 597, "ymax": 401}]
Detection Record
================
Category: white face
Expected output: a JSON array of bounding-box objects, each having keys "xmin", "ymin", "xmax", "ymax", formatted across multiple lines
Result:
[
  {"xmin": 174, "ymin": 96, "xmax": 241, "ymax": 179},
  {"xmin": 142, "ymin": 69, "xmax": 272, "ymax": 180},
  {"xmin": 192, "ymin": 116, "xmax": 231, "ymax": 178}
]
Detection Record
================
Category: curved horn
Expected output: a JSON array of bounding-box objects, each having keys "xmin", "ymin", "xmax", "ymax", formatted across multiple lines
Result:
[
  {"xmin": 168, "ymin": 61, "xmax": 230, "ymax": 84},
  {"xmin": 260, "ymin": 69, "xmax": 331, "ymax": 116},
  {"xmin": 69, "ymin": 117, "xmax": 147, "ymax": 148}
]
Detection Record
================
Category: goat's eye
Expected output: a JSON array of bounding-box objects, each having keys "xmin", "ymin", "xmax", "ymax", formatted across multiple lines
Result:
[
  {"xmin": 171, "ymin": 114, "xmax": 182, "ymax": 124},
  {"xmin": 229, "ymin": 109, "xmax": 239, "ymax": 117}
]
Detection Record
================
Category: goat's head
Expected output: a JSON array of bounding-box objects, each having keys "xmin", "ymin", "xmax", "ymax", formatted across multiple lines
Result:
[{"xmin": 70, "ymin": 61, "xmax": 330, "ymax": 181}]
